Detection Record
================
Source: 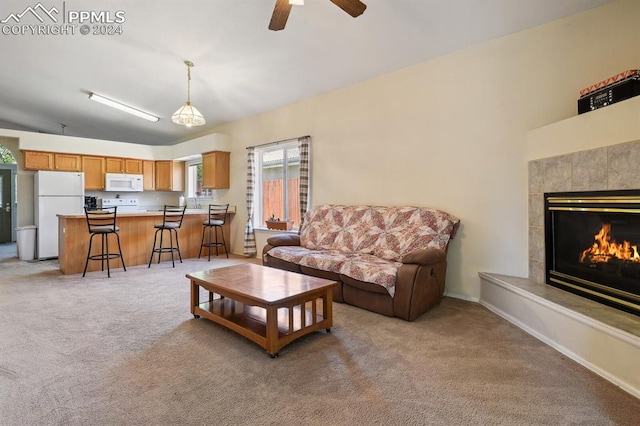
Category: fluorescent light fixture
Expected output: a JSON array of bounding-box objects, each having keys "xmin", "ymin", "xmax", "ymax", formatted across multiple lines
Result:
[
  {"xmin": 289, "ymin": 0, "xmax": 304, "ymax": 5},
  {"xmin": 89, "ymin": 93, "xmax": 159, "ymax": 122}
]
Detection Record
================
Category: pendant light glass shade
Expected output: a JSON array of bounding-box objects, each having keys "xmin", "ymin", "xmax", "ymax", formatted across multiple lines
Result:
[
  {"xmin": 171, "ymin": 102, "xmax": 205, "ymax": 127},
  {"xmin": 172, "ymin": 60, "xmax": 205, "ymax": 127}
]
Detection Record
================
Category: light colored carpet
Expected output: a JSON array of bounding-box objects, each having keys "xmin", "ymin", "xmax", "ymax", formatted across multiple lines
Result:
[{"xmin": 1, "ymin": 255, "xmax": 639, "ymax": 425}]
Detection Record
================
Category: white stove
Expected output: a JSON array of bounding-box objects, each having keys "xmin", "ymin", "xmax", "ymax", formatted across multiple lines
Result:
[{"xmin": 100, "ymin": 198, "xmax": 139, "ymax": 212}]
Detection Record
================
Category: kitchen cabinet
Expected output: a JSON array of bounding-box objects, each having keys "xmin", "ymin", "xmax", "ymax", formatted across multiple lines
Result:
[
  {"xmin": 105, "ymin": 157, "xmax": 124, "ymax": 173},
  {"xmin": 142, "ymin": 160, "xmax": 155, "ymax": 190},
  {"xmin": 82, "ymin": 156, "xmax": 106, "ymax": 190},
  {"xmin": 155, "ymin": 161, "xmax": 184, "ymax": 191},
  {"xmin": 125, "ymin": 158, "xmax": 143, "ymax": 174},
  {"xmin": 54, "ymin": 153, "xmax": 82, "ymax": 172},
  {"xmin": 202, "ymin": 151, "xmax": 230, "ymax": 189},
  {"xmin": 23, "ymin": 151, "xmax": 54, "ymax": 170},
  {"xmin": 105, "ymin": 157, "xmax": 143, "ymax": 174},
  {"xmin": 24, "ymin": 150, "xmax": 82, "ymax": 172},
  {"xmin": 22, "ymin": 151, "xmax": 179, "ymax": 192}
]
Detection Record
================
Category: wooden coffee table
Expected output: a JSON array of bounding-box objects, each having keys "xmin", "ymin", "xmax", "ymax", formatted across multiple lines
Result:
[{"xmin": 187, "ymin": 263, "xmax": 338, "ymax": 357}]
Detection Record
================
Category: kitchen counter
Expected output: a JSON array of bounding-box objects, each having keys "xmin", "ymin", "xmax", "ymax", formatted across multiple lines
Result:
[
  {"xmin": 58, "ymin": 206, "xmax": 237, "ymax": 219},
  {"xmin": 57, "ymin": 207, "xmax": 236, "ymax": 275}
]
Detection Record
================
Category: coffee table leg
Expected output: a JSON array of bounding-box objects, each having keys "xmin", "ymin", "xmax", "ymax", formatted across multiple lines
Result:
[
  {"xmin": 266, "ymin": 306, "xmax": 279, "ymax": 357},
  {"xmin": 190, "ymin": 280, "xmax": 200, "ymax": 319},
  {"xmin": 324, "ymin": 289, "xmax": 333, "ymax": 332}
]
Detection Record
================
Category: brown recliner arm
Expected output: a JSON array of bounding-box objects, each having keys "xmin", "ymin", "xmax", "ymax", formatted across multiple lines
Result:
[
  {"xmin": 267, "ymin": 234, "xmax": 301, "ymax": 247},
  {"xmin": 394, "ymin": 248, "xmax": 448, "ymax": 321},
  {"xmin": 401, "ymin": 248, "xmax": 446, "ymax": 266},
  {"xmin": 262, "ymin": 234, "xmax": 301, "ymax": 263}
]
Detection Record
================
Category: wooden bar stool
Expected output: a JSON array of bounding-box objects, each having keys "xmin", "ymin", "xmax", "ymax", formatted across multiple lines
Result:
[
  {"xmin": 199, "ymin": 204, "xmax": 229, "ymax": 260},
  {"xmin": 82, "ymin": 206, "xmax": 126, "ymax": 278},
  {"xmin": 148, "ymin": 205, "xmax": 186, "ymax": 268}
]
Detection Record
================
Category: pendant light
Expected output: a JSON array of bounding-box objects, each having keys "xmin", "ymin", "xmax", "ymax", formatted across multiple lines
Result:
[{"xmin": 172, "ymin": 60, "xmax": 205, "ymax": 127}]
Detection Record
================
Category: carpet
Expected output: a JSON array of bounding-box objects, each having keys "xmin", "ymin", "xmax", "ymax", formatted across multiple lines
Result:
[{"xmin": 1, "ymin": 255, "xmax": 639, "ymax": 425}]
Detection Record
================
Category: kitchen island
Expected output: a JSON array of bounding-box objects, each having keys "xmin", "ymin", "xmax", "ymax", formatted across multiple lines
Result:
[{"xmin": 57, "ymin": 208, "xmax": 235, "ymax": 275}]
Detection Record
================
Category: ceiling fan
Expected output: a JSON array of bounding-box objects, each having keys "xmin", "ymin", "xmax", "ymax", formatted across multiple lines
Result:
[{"xmin": 269, "ymin": 0, "xmax": 367, "ymax": 31}]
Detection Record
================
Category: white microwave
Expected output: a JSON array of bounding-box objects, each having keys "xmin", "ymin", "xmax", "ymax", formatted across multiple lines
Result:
[{"xmin": 105, "ymin": 173, "xmax": 144, "ymax": 192}]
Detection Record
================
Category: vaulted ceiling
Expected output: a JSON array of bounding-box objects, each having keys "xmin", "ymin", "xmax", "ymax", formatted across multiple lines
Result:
[{"xmin": 0, "ymin": 0, "xmax": 615, "ymax": 145}]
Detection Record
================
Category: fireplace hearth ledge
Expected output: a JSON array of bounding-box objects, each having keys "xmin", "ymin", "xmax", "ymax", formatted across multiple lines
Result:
[{"xmin": 478, "ymin": 272, "xmax": 640, "ymax": 399}]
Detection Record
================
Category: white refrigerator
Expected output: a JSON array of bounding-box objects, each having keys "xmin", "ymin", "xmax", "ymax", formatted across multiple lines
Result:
[{"xmin": 34, "ymin": 171, "xmax": 85, "ymax": 260}]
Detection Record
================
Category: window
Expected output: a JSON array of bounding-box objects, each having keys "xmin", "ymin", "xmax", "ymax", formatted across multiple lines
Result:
[
  {"xmin": 0, "ymin": 145, "xmax": 16, "ymax": 164},
  {"xmin": 186, "ymin": 160, "xmax": 202, "ymax": 198},
  {"xmin": 255, "ymin": 141, "xmax": 301, "ymax": 229}
]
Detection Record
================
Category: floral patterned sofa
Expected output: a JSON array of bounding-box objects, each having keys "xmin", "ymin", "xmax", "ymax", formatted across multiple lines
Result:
[{"xmin": 262, "ymin": 205, "xmax": 460, "ymax": 321}]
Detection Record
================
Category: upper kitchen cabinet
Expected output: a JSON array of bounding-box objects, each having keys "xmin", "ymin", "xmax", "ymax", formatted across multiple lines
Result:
[
  {"xmin": 82, "ymin": 156, "xmax": 106, "ymax": 190},
  {"xmin": 105, "ymin": 157, "xmax": 124, "ymax": 173},
  {"xmin": 23, "ymin": 151, "xmax": 54, "ymax": 170},
  {"xmin": 54, "ymin": 153, "xmax": 82, "ymax": 172},
  {"xmin": 202, "ymin": 151, "xmax": 230, "ymax": 189},
  {"xmin": 23, "ymin": 150, "xmax": 81, "ymax": 172},
  {"xmin": 155, "ymin": 161, "xmax": 184, "ymax": 191},
  {"xmin": 105, "ymin": 157, "xmax": 144, "ymax": 174},
  {"xmin": 124, "ymin": 158, "xmax": 143, "ymax": 174},
  {"xmin": 142, "ymin": 160, "xmax": 155, "ymax": 191}
]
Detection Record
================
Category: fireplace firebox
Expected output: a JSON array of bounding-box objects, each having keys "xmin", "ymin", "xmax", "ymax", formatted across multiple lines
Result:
[{"xmin": 545, "ymin": 190, "xmax": 640, "ymax": 316}]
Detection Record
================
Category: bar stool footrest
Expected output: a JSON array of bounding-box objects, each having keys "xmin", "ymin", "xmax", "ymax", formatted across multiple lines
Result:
[{"xmin": 88, "ymin": 253, "xmax": 123, "ymax": 261}]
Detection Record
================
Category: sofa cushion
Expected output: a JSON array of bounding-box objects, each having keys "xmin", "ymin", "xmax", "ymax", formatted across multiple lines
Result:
[
  {"xmin": 267, "ymin": 247, "xmax": 348, "ymax": 274},
  {"xmin": 299, "ymin": 205, "xmax": 343, "ymax": 250},
  {"xmin": 371, "ymin": 206, "xmax": 458, "ymax": 261},
  {"xmin": 339, "ymin": 253, "xmax": 402, "ymax": 297},
  {"xmin": 266, "ymin": 246, "xmax": 313, "ymax": 264},
  {"xmin": 298, "ymin": 249, "xmax": 348, "ymax": 273},
  {"xmin": 330, "ymin": 206, "xmax": 379, "ymax": 254}
]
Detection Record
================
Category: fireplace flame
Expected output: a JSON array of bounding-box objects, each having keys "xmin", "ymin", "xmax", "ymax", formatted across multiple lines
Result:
[{"xmin": 580, "ymin": 223, "xmax": 640, "ymax": 264}]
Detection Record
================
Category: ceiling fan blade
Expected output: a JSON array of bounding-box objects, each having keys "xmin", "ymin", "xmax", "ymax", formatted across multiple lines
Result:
[
  {"xmin": 269, "ymin": 0, "xmax": 292, "ymax": 31},
  {"xmin": 330, "ymin": 0, "xmax": 367, "ymax": 18}
]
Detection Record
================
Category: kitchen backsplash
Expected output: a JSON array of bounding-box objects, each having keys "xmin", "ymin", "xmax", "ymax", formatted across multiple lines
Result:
[
  {"xmin": 85, "ymin": 190, "xmax": 182, "ymax": 211},
  {"xmin": 84, "ymin": 190, "xmax": 225, "ymax": 211}
]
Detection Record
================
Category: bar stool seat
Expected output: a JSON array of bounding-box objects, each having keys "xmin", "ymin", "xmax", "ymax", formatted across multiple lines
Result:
[
  {"xmin": 148, "ymin": 205, "xmax": 186, "ymax": 268},
  {"xmin": 199, "ymin": 204, "xmax": 229, "ymax": 260},
  {"xmin": 83, "ymin": 206, "xmax": 126, "ymax": 278}
]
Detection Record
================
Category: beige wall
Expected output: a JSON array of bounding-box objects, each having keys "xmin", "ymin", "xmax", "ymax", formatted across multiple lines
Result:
[{"xmin": 217, "ymin": 0, "xmax": 640, "ymax": 300}]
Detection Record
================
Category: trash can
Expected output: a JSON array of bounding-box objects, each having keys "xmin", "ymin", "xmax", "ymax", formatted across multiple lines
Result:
[{"xmin": 16, "ymin": 225, "xmax": 37, "ymax": 261}]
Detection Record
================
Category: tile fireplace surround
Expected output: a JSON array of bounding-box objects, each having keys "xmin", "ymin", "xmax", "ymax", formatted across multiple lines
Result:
[
  {"xmin": 528, "ymin": 141, "xmax": 640, "ymax": 285},
  {"xmin": 479, "ymin": 97, "xmax": 640, "ymax": 399}
]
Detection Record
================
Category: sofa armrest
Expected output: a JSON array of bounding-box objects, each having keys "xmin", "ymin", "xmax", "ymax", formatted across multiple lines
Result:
[
  {"xmin": 401, "ymin": 248, "xmax": 446, "ymax": 266},
  {"xmin": 263, "ymin": 234, "xmax": 301, "ymax": 267},
  {"xmin": 266, "ymin": 234, "xmax": 301, "ymax": 247},
  {"xmin": 395, "ymin": 248, "xmax": 448, "ymax": 321}
]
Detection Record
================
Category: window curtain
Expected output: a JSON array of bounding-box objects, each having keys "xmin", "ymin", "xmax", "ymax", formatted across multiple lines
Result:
[
  {"xmin": 298, "ymin": 136, "xmax": 310, "ymax": 232},
  {"xmin": 243, "ymin": 147, "xmax": 257, "ymax": 256}
]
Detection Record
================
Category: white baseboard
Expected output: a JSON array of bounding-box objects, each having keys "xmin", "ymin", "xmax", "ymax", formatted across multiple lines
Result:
[{"xmin": 444, "ymin": 291, "xmax": 479, "ymax": 303}]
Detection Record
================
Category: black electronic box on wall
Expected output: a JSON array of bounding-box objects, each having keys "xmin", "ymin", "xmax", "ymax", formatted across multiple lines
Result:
[{"xmin": 578, "ymin": 70, "xmax": 640, "ymax": 114}]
